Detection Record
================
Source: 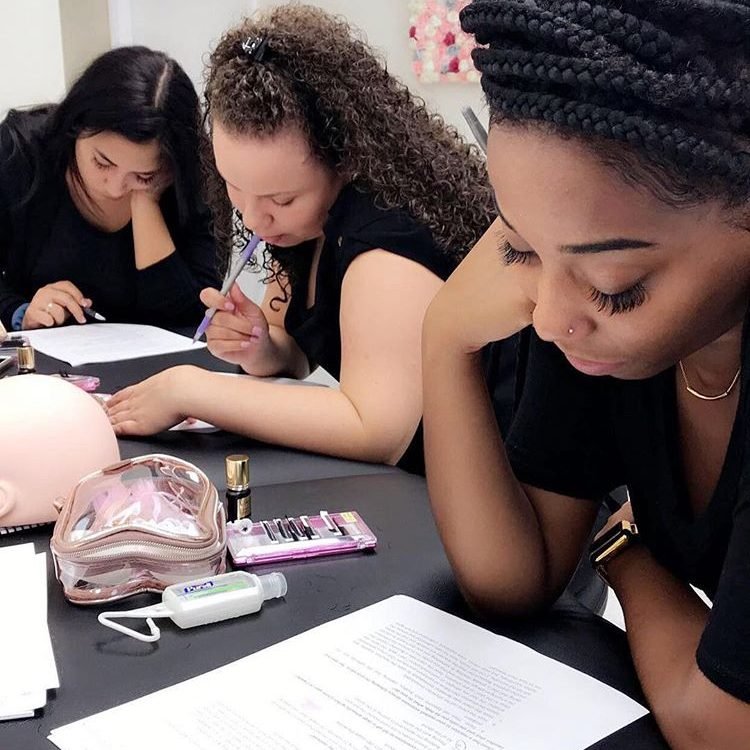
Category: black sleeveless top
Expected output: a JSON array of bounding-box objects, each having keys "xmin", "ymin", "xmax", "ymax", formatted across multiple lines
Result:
[{"xmin": 283, "ymin": 183, "xmax": 457, "ymax": 474}]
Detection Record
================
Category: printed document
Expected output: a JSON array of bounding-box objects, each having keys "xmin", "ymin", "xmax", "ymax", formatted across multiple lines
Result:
[
  {"xmin": 49, "ymin": 595, "xmax": 647, "ymax": 749},
  {"xmin": 23, "ymin": 324, "xmax": 205, "ymax": 366}
]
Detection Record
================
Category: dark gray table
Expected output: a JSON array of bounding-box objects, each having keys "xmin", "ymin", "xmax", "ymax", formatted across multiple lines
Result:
[
  {"xmin": 1, "ymin": 342, "xmax": 666, "ymax": 748},
  {"xmin": 37, "ymin": 346, "xmax": 399, "ymax": 488},
  {"xmin": 0, "ymin": 473, "xmax": 666, "ymax": 750}
]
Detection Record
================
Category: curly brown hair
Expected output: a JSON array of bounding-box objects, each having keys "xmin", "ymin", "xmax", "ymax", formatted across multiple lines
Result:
[{"xmin": 203, "ymin": 4, "xmax": 494, "ymax": 290}]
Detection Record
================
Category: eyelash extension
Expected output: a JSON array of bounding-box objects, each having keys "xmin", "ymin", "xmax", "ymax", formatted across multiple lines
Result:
[
  {"xmin": 589, "ymin": 283, "xmax": 647, "ymax": 315},
  {"xmin": 135, "ymin": 175, "xmax": 155, "ymax": 185},
  {"xmin": 500, "ymin": 235, "xmax": 646, "ymax": 315},
  {"xmin": 93, "ymin": 158, "xmax": 111, "ymax": 170},
  {"xmin": 499, "ymin": 239, "xmax": 532, "ymax": 265}
]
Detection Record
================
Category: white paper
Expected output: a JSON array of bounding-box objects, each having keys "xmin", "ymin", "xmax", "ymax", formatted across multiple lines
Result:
[
  {"xmin": 0, "ymin": 544, "xmax": 59, "ymax": 720},
  {"xmin": 23, "ymin": 324, "xmax": 206, "ymax": 366},
  {"xmin": 0, "ymin": 690, "xmax": 47, "ymax": 717},
  {"xmin": 49, "ymin": 595, "xmax": 647, "ymax": 750}
]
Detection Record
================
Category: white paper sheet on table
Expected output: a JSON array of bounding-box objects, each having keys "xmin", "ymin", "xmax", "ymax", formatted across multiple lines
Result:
[
  {"xmin": 22, "ymin": 324, "xmax": 206, "ymax": 366},
  {"xmin": 0, "ymin": 543, "xmax": 59, "ymax": 720},
  {"xmin": 48, "ymin": 595, "xmax": 647, "ymax": 750}
]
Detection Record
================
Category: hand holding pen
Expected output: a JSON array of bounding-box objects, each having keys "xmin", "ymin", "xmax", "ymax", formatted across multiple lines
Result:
[
  {"xmin": 199, "ymin": 283, "xmax": 273, "ymax": 368},
  {"xmin": 22, "ymin": 280, "xmax": 106, "ymax": 330},
  {"xmin": 192, "ymin": 234, "xmax": 262, "ymax": 343}
]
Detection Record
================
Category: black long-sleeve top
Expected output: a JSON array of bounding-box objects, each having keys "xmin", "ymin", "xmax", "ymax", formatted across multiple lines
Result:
[{"xmin": 0, "ymin": 111, "xmax": 219, "ymax": 330}]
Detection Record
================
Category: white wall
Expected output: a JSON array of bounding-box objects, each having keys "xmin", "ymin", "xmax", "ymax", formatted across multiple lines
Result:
[
  {"xmin": 59, "ymin": 0, "xmax": 112, "ymax": 88},
  {"xmin": 110, "ymin": 0, "xmax": 256, "ymax": 94},
  {"xmin": 0, "ymin": 0, "xmax": 66, "ymax": 117},
  {"xmin": 1, "ymin": 0, "xmax": 485, "ymax": 133}
]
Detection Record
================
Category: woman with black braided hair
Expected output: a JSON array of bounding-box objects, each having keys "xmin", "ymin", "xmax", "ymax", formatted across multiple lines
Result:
[
  {"xmin": 424, "ymin": 1, "xmax": 750, "ymax": 746},
  {"xmin": 107, "ymin": 6, "xmax": 494, "ymax": 473}
]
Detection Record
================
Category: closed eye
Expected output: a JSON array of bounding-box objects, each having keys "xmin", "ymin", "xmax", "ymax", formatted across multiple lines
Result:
[
  {"xmin": 499, "ymin": 239, "xmax": 535, "ymax": 265},
  {"xmin": 499, "ymin": 236, "xmax": 647, "ymax": 315},
  {"xmin": 589, "ymin": 284, "xmax": 647, "ymax": 315},
  {"xmin": 501, "ymin": 238, "xmax": 647, "ymax": 315}
]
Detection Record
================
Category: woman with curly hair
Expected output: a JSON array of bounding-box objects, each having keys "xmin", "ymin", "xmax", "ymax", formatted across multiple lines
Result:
[
  {"xmin": 424, "ymin": 0, "xmax": 750, "ymax": 745},
  {"xmin": 107, "ymin": 5, "xmax": 494, "ymax": 472}
]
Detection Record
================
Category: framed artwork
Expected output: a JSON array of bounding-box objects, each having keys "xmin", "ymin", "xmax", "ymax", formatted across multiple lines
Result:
[{"xmin": 408, "ymin": 0, "xmax": 479, "ymax": 83}]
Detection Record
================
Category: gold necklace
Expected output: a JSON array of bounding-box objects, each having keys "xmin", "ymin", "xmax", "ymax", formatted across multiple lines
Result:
[{"xmin": 678, "ymin": 360, "xmax": 741, "ymax": 401}]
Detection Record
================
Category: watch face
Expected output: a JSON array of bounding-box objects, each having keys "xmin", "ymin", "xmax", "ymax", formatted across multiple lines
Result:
[{"xmin": 589, "ymin": 520, "xmax": 639, "ymax": 567}]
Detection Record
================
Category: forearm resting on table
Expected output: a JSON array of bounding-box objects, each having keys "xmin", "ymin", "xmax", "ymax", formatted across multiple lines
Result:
[
  {"xmin": 240, "ymin": 323, "xmax": 310, "ymax": 380},
  {"xmin": 177, "ymin": 367, "xmax": 408, "ymax": 464},
  {"xmin": 608, "ymin": 547, "xmax": 750, "ymax": 749},
  {"xmin": 423, "ymin": 329, "xmax": 558, "ymax": 615}
]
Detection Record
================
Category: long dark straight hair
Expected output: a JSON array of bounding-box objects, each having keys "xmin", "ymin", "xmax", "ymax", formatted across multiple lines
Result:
[{"xmin": 6, "ymin": 46, "xmax": 205, "ymax": 227}]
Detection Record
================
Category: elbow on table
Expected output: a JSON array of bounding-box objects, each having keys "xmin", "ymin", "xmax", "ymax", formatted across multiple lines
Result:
[
  {"xmin": 358, "ymin": 426, "xmax": 416, "ymax": 467},
  {"xmin": 452, "ymin": 562, "xmax": 551, "ymax": 621},
  {"xmin": 358, "ymin": 441, "xmax": 403, "ymax": 467}
]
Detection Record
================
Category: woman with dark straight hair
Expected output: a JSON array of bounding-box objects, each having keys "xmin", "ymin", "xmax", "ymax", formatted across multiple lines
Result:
[{"xmin": 0, "ymin": 46, "xmax": 222, "ymax": 332}]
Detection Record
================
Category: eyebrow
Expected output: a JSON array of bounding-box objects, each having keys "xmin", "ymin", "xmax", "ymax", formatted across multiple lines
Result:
[
  {"xmin": 497, "ymin": 206, "xmax": 656, "ymax": 255},
  {"xmin": 95, "ymin": 149, "xmax": 157, "ymax": 176},
  {"xmin": 560, "ymin": 238, "xmax": 656, "ymax": 254}
]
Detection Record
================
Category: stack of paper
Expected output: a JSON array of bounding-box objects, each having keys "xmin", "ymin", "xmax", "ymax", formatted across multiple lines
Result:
[
  {"xmin": 23, "ymin": 324, "xmax": 206, "ymax": 366},
  {"xmin": 49, "ymin": 595, "xmax": 646, "ymax": 750},
  {"xmin": 0, "ymin": 542, "xmax": 59, "ymax": 720}
]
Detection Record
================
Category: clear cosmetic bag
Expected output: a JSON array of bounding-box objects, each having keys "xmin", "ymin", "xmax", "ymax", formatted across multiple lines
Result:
[{"xmin": 51, "ymin": 454, "xmax": 226, "ymax": 604}]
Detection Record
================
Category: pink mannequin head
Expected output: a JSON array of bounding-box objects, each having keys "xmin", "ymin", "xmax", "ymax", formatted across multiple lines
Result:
[{"xmin": 0, "ymin": 375, "xmax": 120, "ymax": 526}]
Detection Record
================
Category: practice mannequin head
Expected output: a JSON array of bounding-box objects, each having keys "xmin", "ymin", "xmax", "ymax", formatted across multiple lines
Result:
[{"xmin": 0, "ymin": 375, "xmax": 120, "ymax": 526}]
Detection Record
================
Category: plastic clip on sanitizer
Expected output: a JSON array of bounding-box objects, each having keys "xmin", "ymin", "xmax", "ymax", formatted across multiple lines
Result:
[{"xmin": 98, "ymin": 571, "xmax": 287, "ymax": 642}]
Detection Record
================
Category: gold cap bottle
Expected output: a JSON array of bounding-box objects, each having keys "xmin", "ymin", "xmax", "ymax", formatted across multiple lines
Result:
[
  {"xmin": 225, "ymin": 454, "xmax": 250, "ymax": 490},
  {"xmin": 16, "ymin": 345, "xmax": 35, "ymax": 374},
  {"xmin": 225, "ymin": 454, "xmax": 251, "ymax": 521}
]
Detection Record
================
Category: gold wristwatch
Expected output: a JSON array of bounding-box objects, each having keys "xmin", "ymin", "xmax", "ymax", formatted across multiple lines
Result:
[{"xmin": 589, "ymin": 519, "xmax": 639, "ymax": 584}]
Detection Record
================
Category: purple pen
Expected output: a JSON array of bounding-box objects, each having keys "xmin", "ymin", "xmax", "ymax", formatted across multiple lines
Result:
[{"xmin": 191, "ymin": 234, "xmax": 262, "ymax": 343}]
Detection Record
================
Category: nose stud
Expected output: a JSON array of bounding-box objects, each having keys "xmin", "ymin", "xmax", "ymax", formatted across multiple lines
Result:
[{"xmin": 567, "ymin": 327, "xmax": 575, "ymax": 335}]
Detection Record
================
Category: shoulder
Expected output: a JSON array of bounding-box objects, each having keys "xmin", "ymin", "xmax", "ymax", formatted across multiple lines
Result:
[
  {"xmin": 0, "ymin": 108, "xmax": 52, "ymax": 195},
  {"xmin": 0, "ymin": 108, "xmax": 50, "ymax": 160},
  {"xmin": 325, "ymin": 183, "xmax": 456, "ymax": 280}
]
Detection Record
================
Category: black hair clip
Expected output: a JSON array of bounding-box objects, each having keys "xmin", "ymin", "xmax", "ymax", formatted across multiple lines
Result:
[{"xmin": 241, "ymin": 35, "xmax": 269, "ymax": 63}]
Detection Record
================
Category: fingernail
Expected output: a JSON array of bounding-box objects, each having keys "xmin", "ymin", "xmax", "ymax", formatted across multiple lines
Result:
[
  {"xmin": 240, "ymin": 341, "xmax": 251, "ymax": 349},
  {"xmin": 224, "ymin": 302, "xmax": 235, "ymax": 311},
  {"xmin": 251, "ymin": 326, "xmax": 262, "ymax": 337}
]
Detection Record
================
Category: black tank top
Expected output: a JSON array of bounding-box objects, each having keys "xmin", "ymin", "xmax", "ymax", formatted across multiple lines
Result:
[{"xmin": 283, "ymin": 183, "xmax": 457, "ymax": 474}]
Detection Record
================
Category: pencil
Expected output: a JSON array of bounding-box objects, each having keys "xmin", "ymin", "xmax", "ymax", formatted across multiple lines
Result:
[{"xmin": 191, "ymin": 234, "xmax": 262, "ymax": 343}]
